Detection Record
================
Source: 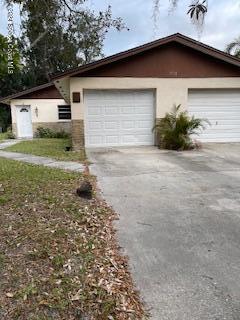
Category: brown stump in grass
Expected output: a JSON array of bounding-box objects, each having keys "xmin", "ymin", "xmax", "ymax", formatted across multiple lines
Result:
[{"xmin": 76, "ymin": 181, "xmax": 92, "ymax": 199}]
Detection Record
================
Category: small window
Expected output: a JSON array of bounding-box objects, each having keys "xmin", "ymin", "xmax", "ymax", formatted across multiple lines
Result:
[
  {"xmin": 20, "ymin": 107, "xmax": 29, "ymax": 112},
  {"xmin": 58, "ymin": 105, "xmax": 71, "ymax": 120}
]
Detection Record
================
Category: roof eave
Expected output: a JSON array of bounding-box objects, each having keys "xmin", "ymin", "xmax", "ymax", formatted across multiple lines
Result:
[
  {"xmin": 0, "ymin": 83, "xmax": 54, "ymax": 104},
  {"xmin": 51, "ymin": 33, "xmax": 240, "ymax": 80}
]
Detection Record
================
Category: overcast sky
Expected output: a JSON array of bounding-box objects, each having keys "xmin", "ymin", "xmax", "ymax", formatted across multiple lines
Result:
[{"xmin": 1, "ymin": 0, "xmax": 240, "ymax": 56}]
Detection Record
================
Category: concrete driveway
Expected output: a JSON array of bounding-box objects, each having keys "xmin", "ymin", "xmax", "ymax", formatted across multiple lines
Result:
[{"xmin": 87, "ymin": 144, "xmax": 240, "ymax": 320}]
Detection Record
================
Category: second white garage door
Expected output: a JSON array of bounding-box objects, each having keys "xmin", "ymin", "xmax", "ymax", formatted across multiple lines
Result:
[
  {"xmin": 84, "ymin": 90, "xmax": 155, "ymax": 147},
  {"xmin": 188, "ymin": 90, "xmax": 240, "ymax": 142}
]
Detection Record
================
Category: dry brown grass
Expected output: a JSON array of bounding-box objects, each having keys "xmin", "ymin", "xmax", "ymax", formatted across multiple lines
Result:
[{"xmin": 0, "ymin": 158, "xmax": 146, "ymax": 320}]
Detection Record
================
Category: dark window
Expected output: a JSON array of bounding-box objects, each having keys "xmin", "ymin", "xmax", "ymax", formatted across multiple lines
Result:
[{"xmin": 58, "ymin": 105, "xmax": 71, "ymax": 120}]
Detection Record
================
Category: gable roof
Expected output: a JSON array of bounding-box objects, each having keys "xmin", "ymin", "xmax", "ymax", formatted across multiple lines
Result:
[
  {"xmin": 0, "ymin": 82, "xmax": 63, "ymax": 105},
  {"xmin": 51, "ymin": 33, "xmax": 240, "ymax": 80},
  {"xmin": 2, "ymin": 33, "xmax": 240, "ymax": 105}
]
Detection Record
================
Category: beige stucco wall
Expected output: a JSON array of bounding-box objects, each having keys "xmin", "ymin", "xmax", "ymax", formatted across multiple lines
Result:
[
  {"xmin": 70, "ymin": 77, "xmax": 240, "ymax": 119},
  {"xmin": 10, "ymin": 98, "xmax": 70, "ymax": 137},
  {"xmin": 11, "ymin": 99, "xmax": 68, "ymax": 123}
]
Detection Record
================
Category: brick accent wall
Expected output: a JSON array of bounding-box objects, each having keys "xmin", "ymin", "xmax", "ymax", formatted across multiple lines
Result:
[
  {"xmin": 32, "ymin": 122, "xmax": 72, "ymax": 136},
  {"xmin": 71, "ymin": 120, "xmax": 84, "ymax": 150}
]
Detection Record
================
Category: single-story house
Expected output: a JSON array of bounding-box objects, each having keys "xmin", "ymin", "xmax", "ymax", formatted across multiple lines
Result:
[
  {"xmin": 0, "ymin": 83, "xmax": 71, "ymax": 138},
  {"xmin": 1, "ymin": 33, "xmax": 240, "ymax": 149}
]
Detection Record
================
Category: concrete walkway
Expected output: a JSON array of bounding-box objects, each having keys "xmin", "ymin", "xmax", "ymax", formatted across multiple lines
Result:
[
  {"xmin": 0, "ymin": 140, "xmax": 85, "ymax": 172},
  {"xmin": 0, "ymin": 139, "xmax": 19, "ymax": 149}
]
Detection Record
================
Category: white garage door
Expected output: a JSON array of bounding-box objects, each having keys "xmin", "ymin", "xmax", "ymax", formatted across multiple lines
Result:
[
  {"xmin": 84, "ymin": 90, "xmax": 155, "ymax": 147},
  {"xmin": 188, "ymin": 90, "xmax": 240, "ymax": 142}
]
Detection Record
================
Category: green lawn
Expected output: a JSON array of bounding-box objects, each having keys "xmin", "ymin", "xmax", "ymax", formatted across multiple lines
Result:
[
  {"xmin": 0, "ymin": 158, "xmax": 145, "ymax": 320},
  {"xmin": 4, "ymin": 138, "xmax": 86, "ymax": 162}
]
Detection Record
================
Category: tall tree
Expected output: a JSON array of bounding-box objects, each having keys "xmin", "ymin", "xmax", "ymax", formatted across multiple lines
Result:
[
  {"xmin": 4, "ymin": 0, "xmax": 125, "ymax": 84},
  {"xmin": 69, "ymin": 7, "xmax": 125, "ymax": 64},
  {"xmin": 20, "ymin": 0, "xmax": 80, "ymax": 84},
  {"xmin": 0, "ymin": 34, "xmax": 22, "ymax": 130},
  {"xmin": 0, "ymin": 33, "xmax": 25, "ymax": 97}
]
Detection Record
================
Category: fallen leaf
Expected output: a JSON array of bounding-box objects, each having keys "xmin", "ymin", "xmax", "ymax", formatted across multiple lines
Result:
[{"xmin": 6, "ymin": 292, "xmax": 14, "ymax": 298}]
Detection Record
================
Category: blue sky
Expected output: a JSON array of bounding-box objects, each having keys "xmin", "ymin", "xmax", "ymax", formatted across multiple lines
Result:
[{"xmin": 1, "ymin": 0, "xmax": 240, "ymax": 56}]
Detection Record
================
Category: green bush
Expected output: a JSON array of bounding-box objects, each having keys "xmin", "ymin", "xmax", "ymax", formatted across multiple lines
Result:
[
  {"xmin": 35, "ymin": 127, "xmax": 69, "ymax": 139},
  {"xmin": 6, "ymin": 127, "xmax": 15, "ymax": 139},
  {"xmin": 54, "ymin": 130, "xmax": 70, "ymax": 139},
  {"xmin": 153, "ymin": 104, "xmax": 209, "ymax": 150}
]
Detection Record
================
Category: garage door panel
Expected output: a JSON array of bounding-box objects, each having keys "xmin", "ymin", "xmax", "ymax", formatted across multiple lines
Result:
[
  {"xmin": 137, "ymin": 120, "xmax": 153, "ymax": 128},
  {"xmin": 194, "ymin": 132, "xmax": 240, "ymax": 140},
  {"xmin": 192, "ymin": 112, "xmax": 234, "ymax": 121},
  {"xmin": 104, "ymin": 106, "xmax": 119, "ymax": 115},
  {"xmin": 189, "ymin": 106, "xmax": 240, "ymax": 113},
  {"xmin": 214, "ymin": 119, "xmax": 240, "ymax": 125},
  {"xmin": 85, "ymin": 90, "xmax": 154, "ymax": 147},
  {"xmin": 121, "ymin": 134, "xmax": 152, "ymax": 144},
  {"xmin": 189, "ymin": 100, "xmax": 240, "ymax": 105},
  {"xmin": 104, "ymin": 121, "xmax": 119, "ymax": 130},
  {"xmin": 134, "ymin": 113, "xmax": 153, "ymax": 119},
  {"xmin": 88, "ymin": 135, "xmax": 103, "ymax": 145},
  {"xmin": 199, "ymin": 138, "xmax": 240, "ymax": 143},
  {"xmin": 135, "ymin": 106, "xmax": 153, "ymax": 114},
  {"xmin": 122, "ymin": 120, "xmax": 135, "ymax": 129},
  {"xmin": 106, "ymin": 135, "xmax": 119, "ymax": 144},
  {"xmin": 88, "ymin": 121, "xmax": 102, "ymax": 130},
  {"xmin": 121, "ymin": 106, "xmax": 135, "ymax": 114},
  {"xmin": 136, "ymin": 134, "xmax": 154, "ymax": 143},
  {"xmin": 205, "ymin": 122, "xmax": 240, "ymax": 134},
  {"xmin": 192, "ymin": 114, "xmax": 240, "ymax": 121},
  {"xmin": 88, "ymin": 106, "xmax": 102, "ymax": 115},
  {"xmin": 188, "ymin": 90, "xmax": 240, "ymax": 142},
  {"xmin": 122, "ymin": 135, "xmax": 136, "ymax": 143}
]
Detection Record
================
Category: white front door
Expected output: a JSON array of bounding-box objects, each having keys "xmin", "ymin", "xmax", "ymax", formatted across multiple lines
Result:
[
  {"xmin": 84, "ymin": 90, "xmax": 155, "ymax": 147},
  {"xmin": 16, "ymin": 106, "xmax": 33, "ymax": 138},
  {"xmin": 188, "ymin": 90, "xmax": 240, "ymax": 142}
]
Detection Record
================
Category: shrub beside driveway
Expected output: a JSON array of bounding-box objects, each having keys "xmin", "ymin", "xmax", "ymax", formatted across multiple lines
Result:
[{"xmin": 0, "ymin": 158, "xmax": 146, "ymax": 319}]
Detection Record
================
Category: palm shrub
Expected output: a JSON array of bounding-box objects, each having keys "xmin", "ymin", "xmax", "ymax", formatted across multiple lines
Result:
[
  {"xmin": 226, "ymin": 37, "xmax": 240, "ymax": 58},
  {"xmin": 153, "ymin": 104, "xmax": 208, "ymax": 150}
]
